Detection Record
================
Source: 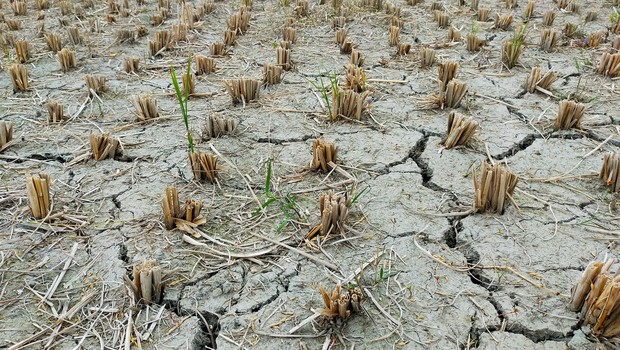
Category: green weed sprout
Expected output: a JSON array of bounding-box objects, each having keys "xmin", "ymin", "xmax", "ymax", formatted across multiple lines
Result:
[
  {"xmin": 170, "ymin": 54, "xmax": 194, "ymax": 153},
  {"xmin": 253, "ymin": 158, "xmax": 297, "ymax": 232}
]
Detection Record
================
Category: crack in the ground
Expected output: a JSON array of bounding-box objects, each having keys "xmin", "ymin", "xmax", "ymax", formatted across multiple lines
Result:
[
  {"xmin": 491, "ymin": 134, "xmax": 536, "ymax": 161},
  {"xmin": 256, "ymin": 134, "xmax": 314, "ymax": 144}
]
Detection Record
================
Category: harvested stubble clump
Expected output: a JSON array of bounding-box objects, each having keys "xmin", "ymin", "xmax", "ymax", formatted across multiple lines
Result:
[
  {"xmin": 600, "ymin": 152, "xmax": 620, "ymax": 192},
  {"xmin": 570, "ymin": 258, "xmax": 620, "ymax": 338},
  {"xmin": 442, "ymin": 111, "xmax": 478, "ymax": 149},
  {"xmin": 26, "ymin": 172, "xmax": 51, "ymax": 219},
  {"xmin": 311, "ymin": 139, "xmax": 338, "ymax": 173},
  {"xmin": 161, "ymin": 186, "xmax": 205, "ymax": 230},
  {"xmin": 0, "ymin": 121, "xmax": 14, "ymax": 151},
  {"xmin": 224, "ymin": 79, "xmax": 259, "ymax": 104},
  {"xmin": 523, "ymin": 67, "xmax": 557, "ymax": 94},
  {"xmin": 133, "ymin": 95, "xmax": 159, "ymax": 122},
  {"xmin": 90, "ymin": 132, "xmax": 120, "ymax": 160},
  {"xmin": 554, "ymin": 100, "xmax": 585, "ymax": 130},
  {"xmin": 202, "ymin": 114, "xmax": 238, "ymax": 139},
  {"xmin": 46, "ymin": 100, "xmax": 65, "ymax": 123},
  {"xmin": 124, "ymin": 260, "xmax": 165, "ymax": 305},
  {"xmin": 189, "ymin": 151, "xmax": 222, "ymax": 183},
  {"xmin": 318, "ymin": 283, "xmax": 363, "ymax": 320},
  {"xmin": 473, "ymin": 161, "xmax": 518, "ymax": 214}
]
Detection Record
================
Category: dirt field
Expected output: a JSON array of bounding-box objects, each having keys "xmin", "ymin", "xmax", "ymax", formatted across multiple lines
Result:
[{"xmin": 1, "ymin": 0, "xmax": 620, "ymax": 348}]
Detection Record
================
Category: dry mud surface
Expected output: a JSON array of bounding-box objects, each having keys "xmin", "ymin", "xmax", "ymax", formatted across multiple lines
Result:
[{"xmin": 1, "ymin": 0, "xmax": 620, "ymax": 349}]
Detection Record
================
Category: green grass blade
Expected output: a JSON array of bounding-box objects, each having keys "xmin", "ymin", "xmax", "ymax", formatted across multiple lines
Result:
[{"xmin": 265, "ymin": 158, "xmax": 273, "ymax": 196}]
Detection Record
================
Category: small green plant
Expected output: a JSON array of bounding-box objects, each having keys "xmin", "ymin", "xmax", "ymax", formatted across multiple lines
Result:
[
  {"xmin": 471, "ymin": 21, "xmax": 478, "ymax": 35},
  {"xmin": 253, "ymin": 159, "xmax": 298, "ymax": 232},
  {"xmin": 170, "ymin": 54, "xmax": 194, "ymax": 153},
  {"xmin": 308, "ymin": 69, "xmax": 338, "ymax": 120},
  {"xmin": 610, "ymin": 8, "xmax": 619, "ymax": 25},
  {"xmin": 502, "ymin": 22, "xmax": 527, "ymax": 68}
]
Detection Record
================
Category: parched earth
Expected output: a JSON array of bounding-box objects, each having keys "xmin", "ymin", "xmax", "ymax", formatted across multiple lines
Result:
[{"xmin": 1, "ymin": 0, "xmax": 620, "ymax": 348}]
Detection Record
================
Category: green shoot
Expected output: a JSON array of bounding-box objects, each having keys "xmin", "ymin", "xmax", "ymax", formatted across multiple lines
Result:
[
  {"xmin": 170, "ymin": 54, "xmax": 194, "ymax": 153},
  {"xmin": 349, "ymin": 186, "xmax": 368, "ymax": 206},
  {"xmin": 253, "ymin": 159, "xmax": 298, "ymax": 232},
  {"xmin": 308, "ymin": 73, "xmax": 332, "ymax": 117}
]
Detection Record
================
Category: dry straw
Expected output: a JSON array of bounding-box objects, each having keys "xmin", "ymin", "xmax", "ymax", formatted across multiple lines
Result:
[
  {"xmin": 597, "ymin": 53, "xmax": 620, "ymax": 77},
  {"xmin": 116, "ymin": 29, "xmax": 134, "ymax": 43},
  {"xmin": 125, "ymin": 260, "xmax": 165, "ymax": 305},
  {"xmin": 442, "ymin": 111, "xmax": 478, "ymax": 149},
  {"xmin": 9, "ymin": 64, "xmax": 28, "ymax": 92},
  {"xmin": 6, "ymin": 19, "xmax": 22, "ymax": 31},
  {"xmin": 133, "ymin": 95, "xmax": 159, "ymax": 122},
  {"xmin": 335, "ymin": 29, "xmax": 347, "ymax": 45},
  {"xmin": 227, "ymin": 10, "xmax": 250, "ymax": 34},
  {"xmin": 318, "ymin": 191, "xmax": 350, "ymax": 236},
  {"xmin": 0, "ymin": 121, "xmax": 14, "ymax": 151},
  {"xmin": 350, "ymin": 49, "xmax": 364, "ymax": 67},
  {"xmin": 391, "ymin": 16, "xmax": 403, "ymax": 28},
  {"xmin": 45, "ymin": 33, "xmax": 62, "ymax": 53},
  {"xmin": 295, "ymin": 0, "xmax": 308, "ymax": 16},
  {"xmin": 332, "ymin": 88, "xmax": 369, "ymax": 121},
  {"xmin": 161, "ymin": 186, "xmax": 205, "ymax": 230},
  {"xmin": 613, "ymin": 36, "xmax": 620, "ymax": 51},
  {"xmin": 14, "ymin": 40, "xmax": 29, "ymax": 63},
  {"xmin": 419, "ymin": 47, "xmax": 435, "ymax": 68},
  {"xmin": 563, "ymin": 23, "xmax": 577, "ymax": 38},
  {"xmin": 59, "ymin": 0, "xmax": 72, "ymax": 14},
  {"xmin": 600, "ymin": 153, "xmax": 620, "ymax": 192},
  {"xmin": 585, "ymin": 32, "xmax": 603, "ymax": 48},
  {"xmin": 173, "ymin": 24, "xmax": 188, "ymax": 42},
  {"xmin": 396, "ymin": 43, "xmax": 411, "ymax": 55},
  {"xmin": 477, "ymin": 8, "xmax": 489, "ymax": 22},
  {"xmin": 467, "ymin": 33, "xmax": 485, "ymax": 52},
  {"xmin": 58, "ymin": 48, "xmax": 77, "ymax": 71},
  {"xmin": 470, "ymin": 0, "xmax": 478, "ymax": 10},
  {"xmin": 224, "ymin": 29, "xmax": 237, "ymax": 46},
  {"xmin": 345, "ymin": 64, "xmax": 366, "ymax": 92},
  {"xmin": 502, "ymin": 29, "xmax": 525, "ymax": 69},
  {"xmin": 388, "ymin": 26, "xmax": 399, "ymax": 46},
  {"xmin": 182, "ymin": 73, "xmax": 195, "ymax": 95},
  {"xmin": 570, "ymin": 258, "xmax": 620, "ymax": 338},
  {"xmin": 540, "ymin": 28, "xmax": 558, "ymax": 52},
  {"xmin": 542, "ymin": 10, "xmax": 555, "ymax": 26},
  {"xmin": 195, "ymin": 54, "xmax": 215, "ymax": 75},
  {"xmin": 26, "ymin": 173, "xmax": 51, "ymax": 220},
  {"xmin": 523, "ymin": 67, "xmax": 557, "ymax": 93},
  {"xmin": 124, "ymin": 56, "xmax": 140, "ymax": 73},
  {"xmin": 505, "ymin": 0, "xmax": 516, "ymax": 9},
  {"xmin": 85, "ymin": 74, "xmax": 107, "ymax": 95},
  {"xmin": 340, "ymin": 41, "xmax": 354, "ymax": 54},
  {"xmin": 442, "ymin": 80, "xmax": 468, "ymax": 108},
  {"xmin": 67, "ymin": 27, "xmax": 82, "ymax": 45},
  {"xmin": 494, "ymin": 14, "xmax": 513, "ymax": 30},
  {"xmin": 36, "ymin": 0, "xmax": 50, "ymax": 10},
  {"xmin": 333, "ymin": 16, "xmax": 345, "ymax": 29},
  {"xmin": 283, "ymin": 27, "xmax": 297, "ymax": 44},
  {"xmin": 558, "ymin": 0, "xmax": 579, "ymax": 12},
  {"xmin": 523, "ymin": 1, "xmax": 534, "ymax": 19},
  {"xmin": 11, "ymin": 0, "xmax": 27, "ymax": 15},
  {"xmin": 202, "ymin": 114, "xmax": 238, "ymax": 139},
  {"xmin": 276, "ymin": 47, "xmax": 291, "ymax": 70},
  {"xmin": 311, "ymin": 139, "xmax": 338, "ymax": 173},
  {"xmin": 448, "ymin": 27, "xmax": 461, "ymax": 42},
  {"xmin": 585, "ymin": 11, "xmax": 597, "ymax": 23},
  {"xmin": 435, "ymin": 11, "xmax": 449, "ymax": 28},
  {"xmin": 473, "ymin": 161, "xmax": 518, "ymax": 214},
  {"xmin": 438, "ymin": 60, "xmax": 458, "ymax": 90},
  {"xmin": 224, "ymin": 79, "xmax": 259, "ymax": 104},
  {"xmin": 46, "ymin": 100, "xmax": 65, "ymax": 123},
  {"xmin": 554, "ymin": 100, "xmax": 585, "ymax": 130},
  {"xmin": 189, "ymin": 151, "xmax": 221, "ymax": 183},
  {"xmin": 263, "ymin": 64, "xmax": 283, "ymax": 85},
  {"xmin": 90, "ymin": 132, "xmax": 120, "ymax": 160},
  {"xmin": 317, "ymin": 283, "xmax": 362, "ymax": 320},
  {"xmin": 211, "ymin": 42, "xmax": 225, "ymax": 56},
  {"xmin": 148, "ymin": 30, "xmax": 170, "ymax": 56}
]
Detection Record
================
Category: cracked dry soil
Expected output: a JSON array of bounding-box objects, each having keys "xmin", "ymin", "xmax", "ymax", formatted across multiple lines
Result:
[{"xmin": 1, "ymin": 0, "xmax": 620, "ymax": 349}]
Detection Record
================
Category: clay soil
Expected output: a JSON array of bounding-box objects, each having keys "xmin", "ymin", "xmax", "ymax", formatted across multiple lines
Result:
[{"xmin": 1, "ymin": 0, "xmax": 620, "ymax": 348}]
